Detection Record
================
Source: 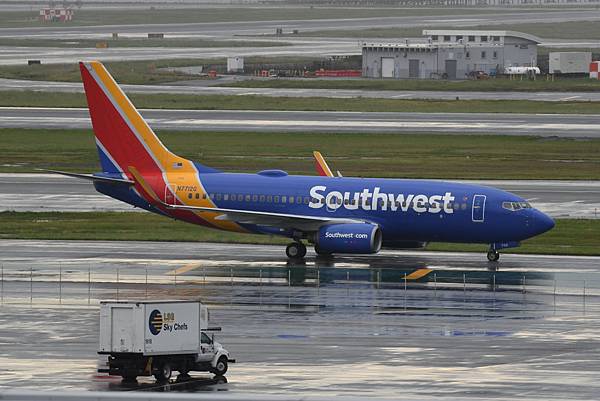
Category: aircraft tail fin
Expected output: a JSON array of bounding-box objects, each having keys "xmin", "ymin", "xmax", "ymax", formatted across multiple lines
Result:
[{"xmin": 79, "ymin": 61, "xmax": 218, "ymax": 176}]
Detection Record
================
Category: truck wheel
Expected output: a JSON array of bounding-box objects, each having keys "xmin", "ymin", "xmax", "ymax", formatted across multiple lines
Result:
[
  {"xmin": 154, "ymin": 363, "xmax": 172, "ymax": 382},
  {"xmin": 212, "ymin": 356, "xmax": 228, "ymax": 376}
]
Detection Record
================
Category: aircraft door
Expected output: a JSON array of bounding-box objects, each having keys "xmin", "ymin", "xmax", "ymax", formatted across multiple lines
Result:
[
  {"xmin": 164, "ymin": 184, "xmax": 176, "ymax": 205},
  {"xmin": 472, "ymin": 194, "xmax": 486, "ymax": 222}
]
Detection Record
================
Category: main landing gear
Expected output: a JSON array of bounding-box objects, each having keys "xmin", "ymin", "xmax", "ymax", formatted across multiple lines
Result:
[
  {"xmin": 487, "ymin": 249, "xmax": 500, "ymax": 262},
  {"xmin": 286, "ymin": 242, "xmax": 306, "ymax": 259}
]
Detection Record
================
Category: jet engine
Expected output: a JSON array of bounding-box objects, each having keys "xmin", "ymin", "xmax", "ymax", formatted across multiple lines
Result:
[{"xmin": 315, "ymin": 223, "xmax": 382, "ymax": 254}]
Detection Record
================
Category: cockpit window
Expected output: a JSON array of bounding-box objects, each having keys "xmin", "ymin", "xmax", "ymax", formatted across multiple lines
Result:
[{"xmin": 502, "ymin": 201, "xmax": 532, "ymax": 211}]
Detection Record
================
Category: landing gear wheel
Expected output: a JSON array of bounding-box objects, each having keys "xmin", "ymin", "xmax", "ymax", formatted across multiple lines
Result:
[
  {"xmin": 212, "ymin": 356, "xmax": 228, "ymax": 376},
  {"xmin": 154, "ymin": 363, "xmax": 172, "ymax": 382},
  {"xmin": 487, "ymin": 250, "xmax": 500, "ymax": 262},
  {"xmin": 286, "ymin": 242, "xmax": 306, "ymax": 258}
]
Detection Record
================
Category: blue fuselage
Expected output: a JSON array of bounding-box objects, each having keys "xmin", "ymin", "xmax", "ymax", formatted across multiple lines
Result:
[{"xmin": 96, "ymin": 170, "xmax": 555, "ymax": 247}]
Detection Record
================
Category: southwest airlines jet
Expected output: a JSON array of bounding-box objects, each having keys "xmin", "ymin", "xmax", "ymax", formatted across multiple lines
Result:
[{"xmin": 52, "ymin": 62, "xmax": 555, "ymax": 262}]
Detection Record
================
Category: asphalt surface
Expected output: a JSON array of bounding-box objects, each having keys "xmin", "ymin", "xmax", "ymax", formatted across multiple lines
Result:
[
  {"xmin": 1, "ymin": 239, "xmax": 600, "ymax": 398},
  {"xmin": 1, "ymin": 174, "xmax": 598, "ymax": 218},
  {"xmin": 5, "ymin": 77, "xmax": 600, "ymax": 102},
  {"xmin": 1, "ymin": 10, "xmax": 600, "ymax": 40},
  {"xmin": 3, "ymin": 107, "xmax": 600, "ymax": 137}
]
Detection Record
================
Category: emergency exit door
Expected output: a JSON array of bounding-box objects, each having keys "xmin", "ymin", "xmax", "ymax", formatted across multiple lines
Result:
[{"xmin": 472, "ymin": 195, "xmax": 486, "ymax": 223}]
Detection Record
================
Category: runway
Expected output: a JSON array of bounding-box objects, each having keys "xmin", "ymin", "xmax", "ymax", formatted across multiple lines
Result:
[
  {"xmin": 2, "ymin": 107, "xmax": 600, "ymax": 137},
  {"xmin": 1, "ymin": 174, "xmax": 598, "ymax": 218},
  {"xmin": 5, "ymin": 77, "xmax": 600, "ymax": 102},
  {"xmin": 1, "ymin": 239, "xmax": 600, "ymax": 398}
]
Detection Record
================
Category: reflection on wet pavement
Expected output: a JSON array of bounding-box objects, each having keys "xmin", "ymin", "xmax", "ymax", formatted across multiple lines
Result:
[{"xmin": 1, "ymin": 240, "xmax": 600, "ymax": 399}]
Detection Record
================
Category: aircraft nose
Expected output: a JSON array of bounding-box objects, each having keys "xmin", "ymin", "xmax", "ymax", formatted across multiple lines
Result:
[{"xmin": 533, "ymin": 210, "xmax": 555, "ymax": 235}]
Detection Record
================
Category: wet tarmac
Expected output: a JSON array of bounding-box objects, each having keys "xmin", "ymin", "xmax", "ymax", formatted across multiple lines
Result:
[
  {"xmin": 1, "ymin": 174, "xmax": 598, "ymax": 219},
  {"xmin": 1, "ymin": 239, "xmax": 600, "ymax": 399}
]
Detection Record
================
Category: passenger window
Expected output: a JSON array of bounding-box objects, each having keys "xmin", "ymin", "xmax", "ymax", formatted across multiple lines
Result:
[
  {"xmin": 209, "ymin": 193, "xmax": 214, "ymax": 199},
  {"xmin": 252, "ymin": 195, "xmax": 258, "ymax": 202},
  {"xmin": 203, "ymin": 194, "xmax": 207, "ymax": 199},
  {"xmin": 304, "ymin": 197, "xmax": 309, "ymax": 204},
  {"xmin": 282, "ymin": 196, "xmax": 287, "ymax": 203},
  {"xmin": 195, "ymin": 193, "xmax": 200, "ymax": 199},
  {"xmin": 224, "ymin": 194, "xmax": 229, "ymax": 201},
  {"xmin": 260, "ymin": 195, "xmax": 265, "ymax": 202},
  {"xmin": 289, "ymin": 196, "xmax": 294, "ymax": 204},
  {"xmin": 267, "ymin": 195, "xmax": 273, "ymax": 202},
  {"xmin": 245, "ymin": 195, "xmax": 251, "ymax": 202},
  {"xmin": 216, "ymin": 193, "xmax": 222, "ymax": 201},
  {"xmin": 274, "ymin": 196, "xmax": 280, "ymax": 203},
  {"xmin": 188, "ymin": 193, "xmax": 192, "ymax": 199}
]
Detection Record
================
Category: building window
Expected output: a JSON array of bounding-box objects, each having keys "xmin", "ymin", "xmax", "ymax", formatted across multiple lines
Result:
[
  {"xmin": 443, "ymin": 35, "xmax": 451, "ymax": 42},
  {"xmin": 480, "ymin": 36, "xmax": 488, "ymax": 42},
  {"xmin": 481, "ymin": 51, "xmax": 486, "ymax": 59},
  {"xmin": 493, "ymin": 51, "xmax": 497, "ymax": 59},
  {"xmin": 431, "ymin": 35, "xmax": 438, "ymax": 41},
  {"xmin": 493, "ymin": 36, "xmax": 500, "ymax": 42},
  {"xmin": 456, "ymin": 35, "xmax": 463, "ymax": 41},
  {"xmin": 468, "ymin": 35, "xmax": 475, "ymax": 42}
]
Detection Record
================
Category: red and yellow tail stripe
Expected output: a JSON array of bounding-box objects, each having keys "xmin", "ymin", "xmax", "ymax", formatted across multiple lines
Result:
[
  {"xmin": 313, "ymin": 151, "xmax": 334, "ymax": 177},
  {"xmin": 80, "ymin": 61, "xmax": 244, "ymax": 233}
]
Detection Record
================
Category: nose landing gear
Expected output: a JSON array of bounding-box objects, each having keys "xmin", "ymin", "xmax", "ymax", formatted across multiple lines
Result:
[
  {"xmin": 286, "ymin": 242, "xmax": 307, "ymax": 259},
  {"xmin": 487, "ymin": 249, "xmax": 500, "ymax": 262}
]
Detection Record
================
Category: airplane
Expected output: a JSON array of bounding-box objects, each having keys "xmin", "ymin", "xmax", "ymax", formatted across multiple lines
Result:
[{"xmin": 49, "ymin": 61, "xmax": 555, "ymax": 262}]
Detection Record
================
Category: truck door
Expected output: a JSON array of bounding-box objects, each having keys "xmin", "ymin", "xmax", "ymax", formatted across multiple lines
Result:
[
  {"xmin": 472, "ymin": 194, "xmax": 486, "ymax": 223},
  {"xmin": 197, "ymin": 332, "xmax": 215, "ymax": 362},
  {"xmin": 111, "ymin": 307, "xmax": 134, "ymax": 352}
]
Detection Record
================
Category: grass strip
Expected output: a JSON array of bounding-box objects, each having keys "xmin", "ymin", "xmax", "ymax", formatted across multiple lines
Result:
[
  {"xmin": 0, "ymin": 212, "xmax": 597, "ymax": 256},
  {"xmin": 1, "ymin": 128, "xmax": 599, "ymax": 179},
  {"xmin": 4, "ymin": 91, "xmax": 600, "ymax": 115},
  {"xmin": 300, "ymin": 20, "xmax": 600, "ymax": 40}
]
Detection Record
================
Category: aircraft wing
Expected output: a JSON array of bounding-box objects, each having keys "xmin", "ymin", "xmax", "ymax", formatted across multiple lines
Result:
[
  {"xmin": 167, "ymin": 204, "xmax": 363, "ymax": 231},
  {"xmin": 39, "ymin": 169, "xmax": 134, "ymax": 185}
]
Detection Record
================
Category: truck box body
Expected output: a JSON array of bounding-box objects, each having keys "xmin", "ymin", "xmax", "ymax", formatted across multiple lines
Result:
[{"xmin": 99, "ymin": 301, "xmax": 208, "ymax": 356}]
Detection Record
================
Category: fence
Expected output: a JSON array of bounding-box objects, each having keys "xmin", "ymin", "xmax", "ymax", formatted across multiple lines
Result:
[{"xmin": 0, "ymin": 262, "xmax": 597, "ymax": 313}]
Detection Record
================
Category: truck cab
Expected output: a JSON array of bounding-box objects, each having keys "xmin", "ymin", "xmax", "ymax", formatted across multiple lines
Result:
[{"xmin": 97, "ymin": 300, "xmax": 234, "ymax": 382}]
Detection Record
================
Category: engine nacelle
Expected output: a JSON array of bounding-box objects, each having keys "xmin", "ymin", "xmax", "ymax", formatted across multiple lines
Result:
[{"xmin": 316, "ymin": 223, "xmax": 382, "ymax": 254}]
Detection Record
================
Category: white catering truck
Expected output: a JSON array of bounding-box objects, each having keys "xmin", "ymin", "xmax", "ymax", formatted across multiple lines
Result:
[{"xmin": 98, "ymin": 300, "xmax": 234, "ymax": 382}]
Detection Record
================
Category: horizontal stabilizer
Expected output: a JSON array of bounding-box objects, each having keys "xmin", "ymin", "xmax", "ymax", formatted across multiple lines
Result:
[{"xmin": 39, "ymin": 169, "xmax": 134, "ymax": 185}]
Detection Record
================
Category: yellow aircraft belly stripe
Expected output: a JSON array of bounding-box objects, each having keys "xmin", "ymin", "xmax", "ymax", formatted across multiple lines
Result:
[
  {"xmin": 166, "ymin": 161, "xmax": 246, "ymax": 233},
  {"xmin": 405, "ymin": 268, "xmax": 432, "ymax": 280},
  {"xmin": 166, "ymin": 262, "xmax": 202, "ymax": 276}
]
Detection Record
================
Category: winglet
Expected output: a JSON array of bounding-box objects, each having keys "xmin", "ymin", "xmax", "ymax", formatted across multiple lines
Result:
[{"xmin": 313, "ymin": 151, "xmax": 334, "ymax": 177}]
